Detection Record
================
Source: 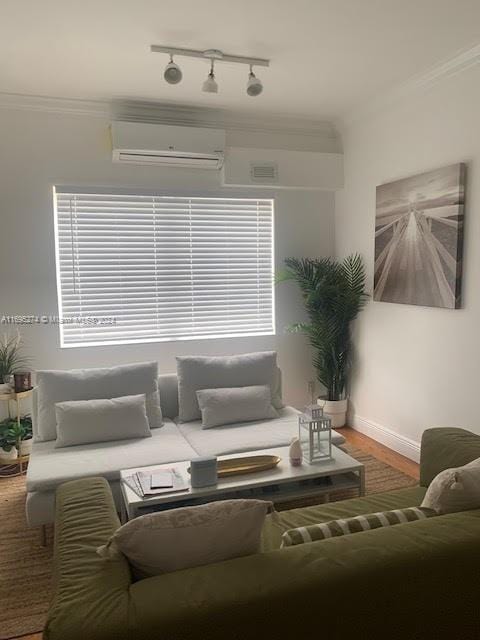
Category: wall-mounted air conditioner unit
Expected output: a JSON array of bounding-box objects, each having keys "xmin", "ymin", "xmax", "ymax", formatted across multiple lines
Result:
[{"xmin": 110, "ymin": 121, "xmax": 226, "ymax": 169}]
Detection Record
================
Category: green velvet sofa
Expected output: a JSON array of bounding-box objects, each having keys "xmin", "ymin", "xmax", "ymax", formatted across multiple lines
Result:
[{"xmin": 45, "ymin": 427, "xmax": 480, "ymax": 640}]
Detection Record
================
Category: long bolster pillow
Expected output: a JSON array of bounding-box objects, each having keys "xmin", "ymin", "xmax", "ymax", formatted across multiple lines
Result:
[{"xmin": 281, "ymin": 506, "xmax": 437, "ymax": 547}]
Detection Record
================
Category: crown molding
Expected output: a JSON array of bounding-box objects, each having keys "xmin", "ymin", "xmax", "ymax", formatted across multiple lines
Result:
[
  {"xmin": 341, "ymin": 42, "xmax": 480, "ymax": 128},
  {"xmin": 0, "ymin": 92, "xmax": 109, "ymax": 117},
  {"xmin": 0, "ymin": 91, "xmax": 338, "ymax": 140},
  {"xmin": 111, "ymin": 100, "xmax": 338, "ymax": 139}
]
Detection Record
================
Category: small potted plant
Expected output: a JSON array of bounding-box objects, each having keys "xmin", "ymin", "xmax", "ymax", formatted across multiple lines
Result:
[
  {"xmin": 0, "ymin": 420, "xmax": 18, "ymax": 464},
  {"xmin": 19, "ymin": 415, "xmax": 33, "ymax": 456},
  {"xmin": 0, "ymin": 331, "xmax": 31, "ymax": 392}
]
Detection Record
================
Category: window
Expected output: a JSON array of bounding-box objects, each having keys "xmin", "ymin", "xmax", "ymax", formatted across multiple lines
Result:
[{"xmin": 54, "ymin": 189, "xmax": 275, "ymax": 347}]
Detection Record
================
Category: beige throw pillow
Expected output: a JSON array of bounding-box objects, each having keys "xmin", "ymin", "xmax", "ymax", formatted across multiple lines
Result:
[
  {"xmin": 421, "ymin": 457, "xmax": 480, "ymax": 514},
  {"xmin": 98, "ymin": 499, "xmax": 271, "ymax": 578}
]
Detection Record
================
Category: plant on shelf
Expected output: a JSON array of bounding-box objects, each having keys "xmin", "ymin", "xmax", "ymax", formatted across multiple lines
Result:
[
  {"xmin": 0, "ymin": 418, "xmax": 19, "ymax": 463},
  {"xmin": 19, "ymin": 415, "xmax": 33, "ymax": 456},
  {"xmin": 0, "ymin": 331, "xmax": 31, "ymax": 386},
  {"xmin": 0, "ymin": 415, "xmax": 32, "ymax": 460},
  {"xmin": 277, "ymin": 254, "xmax": 368, "ymax": 427}
]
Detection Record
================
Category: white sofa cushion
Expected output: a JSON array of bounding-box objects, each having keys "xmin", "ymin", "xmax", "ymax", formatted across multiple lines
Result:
[
  {"xmin": 55, "ymin": 394, "xmax": 151, "ymax": 448},
  {"xmin": 196, "ymin": 385, "xmax": 278, "ymax": 429},
  {"xmin": 26, "ymin": 420, "xmax": 197, "ymax": 493},
  {"xmin": 36, "ymin": 361, "xmax": 162, "ymax": 441},
  {"xmin": 176, "ymin": 351, "xmax": 283, "ymax": 423},
  {"xmin": 176, "ymin": 406, "xmax": 346, "ymax": 457}
]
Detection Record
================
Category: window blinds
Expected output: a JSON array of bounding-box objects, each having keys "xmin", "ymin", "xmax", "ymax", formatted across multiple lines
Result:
[{"xmin": 54, "ymin": 191, "xmax": 275, "ymax": 347}]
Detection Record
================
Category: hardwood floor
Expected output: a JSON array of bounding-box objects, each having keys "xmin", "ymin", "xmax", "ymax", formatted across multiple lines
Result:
[
  {"xmin": 338, "ymin": 426, "xmax": 420, "ymax": 480},
  {"xmin": 17, "ymin": 427, "xmax": 419, "ymax": 640}
]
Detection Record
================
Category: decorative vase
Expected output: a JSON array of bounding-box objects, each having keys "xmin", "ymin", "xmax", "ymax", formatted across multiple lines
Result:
[
  {"xmin": 289, "ymin": 437, "xmax": 303, "ymax": 466},
  {"xmin": 20, "ymin": 439, "xmax": 33, "ymax": 457},
  {"xmin": 317, "ymin": 398, "xmax": 348, "ymax": 428},
  {"xmin": 0, "ymin": 447, "xmax": 18, "ymax": 464}
]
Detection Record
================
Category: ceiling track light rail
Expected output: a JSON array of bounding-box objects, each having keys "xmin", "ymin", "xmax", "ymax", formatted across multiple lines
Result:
[
  {"xmin": 150, "ymin": 45, "xmax": 270, "ymax": 67},
  {"xmin": 151, "ymin": 45, "xmax": 269, "ymax": 96}
]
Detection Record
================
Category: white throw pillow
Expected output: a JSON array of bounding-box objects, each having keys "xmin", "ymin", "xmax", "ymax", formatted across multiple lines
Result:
[
  {"xmin": 196, "ymin": 385, "xmax": 278, "ymax": 429},
  {"xmin": 97, "ymin": 499, "xmax": 271, "ymax": 578},
  {"xmin": 176, "ymin": 351, "xmax": 283, "ymax": 423},
  {"xmin": 421, "ymin": 457, "xmax": 480, "ymax": 514},
  {"xmin": 55, "ymin": 393, "xmax": 151, "ymax": 448},
  {"xmin": 36, "ymin": 361, "xmax": 162, "ymax": 441}
]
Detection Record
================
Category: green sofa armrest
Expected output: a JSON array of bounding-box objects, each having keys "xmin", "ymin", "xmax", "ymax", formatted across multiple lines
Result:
[
  {"xmin": 44, "ymin": 477, "xmax": 131, "ymax": 640},
  {"xmin": 420, "ymin": 427, "xmax": 480, "ymax": 487}
]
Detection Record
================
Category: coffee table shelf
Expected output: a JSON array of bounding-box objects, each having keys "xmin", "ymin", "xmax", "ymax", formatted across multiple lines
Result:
[{"xmin": 120, "ymin": 445, "xmax": 365, "ymax": 521}]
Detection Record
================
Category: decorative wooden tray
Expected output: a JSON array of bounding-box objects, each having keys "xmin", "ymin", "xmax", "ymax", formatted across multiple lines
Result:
[{"xmin": 189, "ymin": 455, "xmax": 281, "ymax": 478}]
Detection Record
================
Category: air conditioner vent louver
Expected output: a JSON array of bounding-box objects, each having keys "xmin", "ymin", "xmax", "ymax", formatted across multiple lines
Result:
[
  {"xmin": 111, "ymin": 122, "xmax": 225, "ymax": 170},
  {"xmin": 250, "ymin": 162, "xmax": 278, "ymax": 183},
  {"xmin": 115, "ymin": 151, "xmax": 224, "ymax": 168}
]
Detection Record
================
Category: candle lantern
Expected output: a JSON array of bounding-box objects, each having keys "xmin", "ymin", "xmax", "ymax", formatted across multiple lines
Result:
[{"xmin": 298, "ymin": 404, "xmax": 332, "ymax": 463}]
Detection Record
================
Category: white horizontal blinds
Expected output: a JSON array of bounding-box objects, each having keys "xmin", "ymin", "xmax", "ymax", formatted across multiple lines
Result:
[{"xmin": 55, "ymin": 192, "xmax": 274, "ymax": 346}]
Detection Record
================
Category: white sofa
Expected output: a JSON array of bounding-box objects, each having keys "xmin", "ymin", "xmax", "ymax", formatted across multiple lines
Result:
[{"xmin": 26, "ymin": 372, "xmax": 345, "ymax": 527}]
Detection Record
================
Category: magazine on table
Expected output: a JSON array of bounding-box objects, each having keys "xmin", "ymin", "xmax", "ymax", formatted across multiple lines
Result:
[{"xmin": 123, "ymin": 468, "xmax": 188, "ymax": 499}]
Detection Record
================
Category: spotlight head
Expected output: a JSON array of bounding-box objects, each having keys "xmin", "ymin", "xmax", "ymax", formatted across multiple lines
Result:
[
  {"xmin": 246, "ymin": 69, "xmax": 263, "ymax": 96},
  {"xmin": 202, "ymin": 61, "xmax": 218, "ymax": 93},
  {"xmin": 164, "ymin": 57, "xmax": 182, "ymax": 84}
]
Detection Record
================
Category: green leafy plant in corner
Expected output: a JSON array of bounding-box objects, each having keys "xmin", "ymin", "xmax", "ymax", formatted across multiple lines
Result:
[
  {"xmin": 277, "ymin": 254, "xmax": 368, "ymax": 402},
  {"xmin": 0, "ymin": 331, "xmax": 31, "ymax": 383}
]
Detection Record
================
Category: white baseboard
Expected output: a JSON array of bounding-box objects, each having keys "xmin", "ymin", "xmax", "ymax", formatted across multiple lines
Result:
[{"xmin": 350, "ymin": 415, "xmax": 421, "ymax": 463}]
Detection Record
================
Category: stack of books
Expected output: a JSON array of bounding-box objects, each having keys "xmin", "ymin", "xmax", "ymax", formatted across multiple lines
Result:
[{"xmin": 124, "ymin": 468, "xmax": 188, "ymax": 498}]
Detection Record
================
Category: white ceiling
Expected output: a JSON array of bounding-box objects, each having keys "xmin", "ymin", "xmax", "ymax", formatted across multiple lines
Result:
[{"xmin": 1, "ymin": 0, "xmax": 480, "ymax": 121}]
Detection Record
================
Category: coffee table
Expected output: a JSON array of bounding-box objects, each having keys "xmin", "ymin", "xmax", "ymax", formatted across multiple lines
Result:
[{"xmin": 120, "ymin": 445, "xmax": 365, "ymax": 521}]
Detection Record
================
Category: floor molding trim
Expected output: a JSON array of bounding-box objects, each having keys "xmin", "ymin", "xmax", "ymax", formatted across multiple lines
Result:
[{"xmin": 351, "ymin": 415, "xmax": 421, "ymax": 463}]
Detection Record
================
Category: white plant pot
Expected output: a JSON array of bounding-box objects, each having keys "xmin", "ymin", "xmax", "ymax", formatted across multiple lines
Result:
[
  {"xmin": 20, "ymin": 439, "xmax": 32, "ymax": 456},
  {"xmin": 0, "ymin": 383, "xmax": 12, "ymax": 394},
  {"xmin": 0, "ymin": 446, "xmax": 18, "ymax": 464},
  {"xmin": 317, "ymin": 398, "xmax": 348, "ymax": 428}
]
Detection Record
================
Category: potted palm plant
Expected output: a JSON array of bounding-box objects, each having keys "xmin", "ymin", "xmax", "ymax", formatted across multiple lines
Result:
[
  {"xmin": 278, "ymin": 254, "xmax": 368, "ymax": 427},
  {"xmin": 0, "ymin": 331, "xmax": 31, "ymax": 392}
]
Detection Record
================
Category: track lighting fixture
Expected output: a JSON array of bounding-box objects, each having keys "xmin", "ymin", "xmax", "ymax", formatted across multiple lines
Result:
[
  {"xmin": 246, "ymin": 65, "xmax": 263, "ymax": 97},
  {"xmin": 163, "ymin": 56, "xmax": 182, "ymax": 85},
  {"xmin": 202, "ymin": 60, "xmax": 218, "ymax": 93},
  {"xmin": 151, "ymin": 45, "xmax": 269, "ymax": 96}
]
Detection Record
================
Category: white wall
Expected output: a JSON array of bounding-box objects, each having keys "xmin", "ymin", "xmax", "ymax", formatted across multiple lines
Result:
[
  {"xmin": 0, "ymin": 108, "xmax": 335, "ymax": 408},
  {"xmin": 335, "ymin": 64, "xmax": 480, "ymax": 458}
]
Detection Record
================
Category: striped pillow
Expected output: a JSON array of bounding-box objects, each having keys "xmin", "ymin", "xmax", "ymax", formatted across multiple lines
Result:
[{"xmin": 281, "ymin": 507, "xmax": 436, "ymax": 547}]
